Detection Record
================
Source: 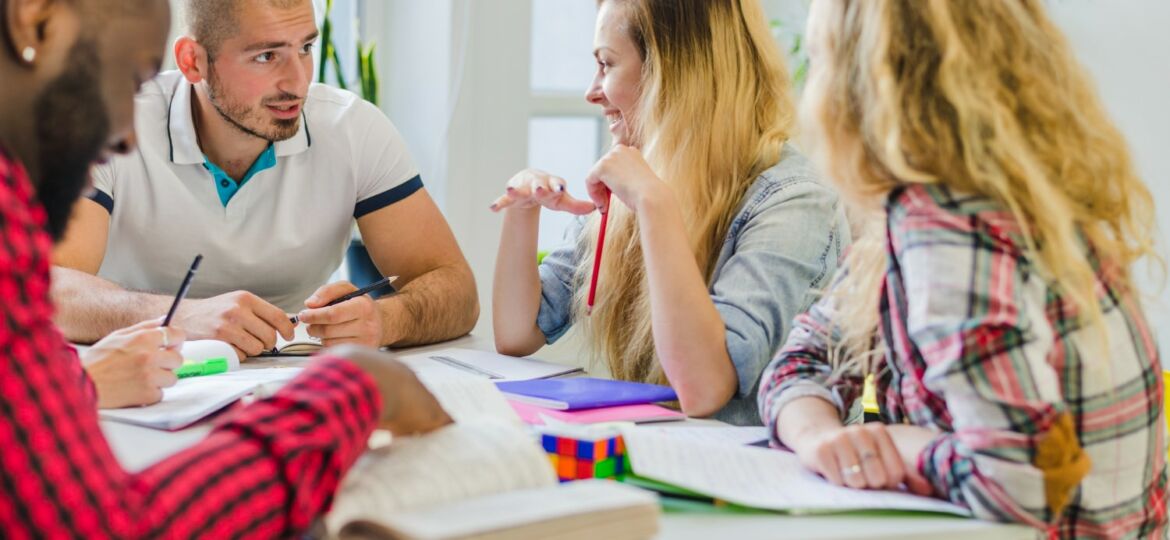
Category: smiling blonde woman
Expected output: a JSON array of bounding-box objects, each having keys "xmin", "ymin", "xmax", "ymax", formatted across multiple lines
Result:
[{"xmin": 491, "ymin": 0, "xmax": 849, "ymax": 425}]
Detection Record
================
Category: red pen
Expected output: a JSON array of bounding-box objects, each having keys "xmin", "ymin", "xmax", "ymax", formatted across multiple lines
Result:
[{"xmin": 586, "ymin": 190, "xmax": 611, "ymax": 316}]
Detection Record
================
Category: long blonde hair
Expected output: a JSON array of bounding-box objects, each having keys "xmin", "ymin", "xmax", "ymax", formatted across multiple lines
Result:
[
  {"xmin": 802, "ymin": 0, "xmax": 1158, "ymax": 372},
  {"xmin": 575, "ymin": 0, "xmax": 795, "ymax": 385}
]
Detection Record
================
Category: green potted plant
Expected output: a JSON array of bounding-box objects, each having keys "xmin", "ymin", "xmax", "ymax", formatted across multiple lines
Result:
[{"xmin": 318, "ymin": 0, "xmax": 379, "ymax": 104}]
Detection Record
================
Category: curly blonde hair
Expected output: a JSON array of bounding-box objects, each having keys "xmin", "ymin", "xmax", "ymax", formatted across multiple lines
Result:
[{"xmin": 801, "ymin": 0, "xmax": 1159, "ymax": 373}]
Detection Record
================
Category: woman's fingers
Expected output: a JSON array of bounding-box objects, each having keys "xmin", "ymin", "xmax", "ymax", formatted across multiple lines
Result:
[
  {"xmin": 848, "ymin": 428, "xmax": 889, "ymax": 489},
  {"xmin": 583, "ymin": 170, "xmax": 611, "ymax": 212},
  {"xmin": 814, "ymin": 442, "xmax": 845, "ymax": 486},
  {"xmin": 489, "ymin": 193, "xmax": 513, "ymax": 212},
  {"xmin": 905, "ymin": 468, "xmax": 936, "ymax": 497},
  {"xmin": 491, "ymin": 170, "xmax": 599, "ymax": 216},
  {"xmin": 552, "ymin": 194, "xmax": 599, "ymax": 215},
  {"xmin": 798, "ymin": 425, "xmax": 931, "ymax": 495},
  {"xmin": 833, "ymin": 441, "xmax": 868, "ymax": 490},
  {"xmin": 867, "ymin": 425, "xmax": 907, "ymax": 490},
  {"xmin": 528, "ymin": 174, "xmax": 553, "ymax": 200}
]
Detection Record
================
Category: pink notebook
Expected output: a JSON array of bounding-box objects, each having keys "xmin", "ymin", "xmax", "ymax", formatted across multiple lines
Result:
[{"xmin": 508, "ymin": 400, "xmax": 685, "ymax": 425}]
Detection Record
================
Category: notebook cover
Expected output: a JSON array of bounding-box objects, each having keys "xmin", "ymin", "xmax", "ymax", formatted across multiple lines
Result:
[
  {"xmin": 495, "ymin": 378, "xmax": 677, "ymax": 411},
  {"xmin": 508, "ymin": 400, "xmax": 685, "ymax": 425}
]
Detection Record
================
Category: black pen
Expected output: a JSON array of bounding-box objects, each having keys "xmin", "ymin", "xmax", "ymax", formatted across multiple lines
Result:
[
  {"xmin": 288, "ymin": 275, "xmax": 398, "ymax": 324},
  {"xmin": 162, "ymin": 254, "xmax": 203, "ymax": 327}
]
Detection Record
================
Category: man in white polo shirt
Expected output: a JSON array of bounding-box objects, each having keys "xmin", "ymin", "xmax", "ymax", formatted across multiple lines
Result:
[{"xmin": 52, "ymin": 0, "xmax": 478, "ymax": 360}]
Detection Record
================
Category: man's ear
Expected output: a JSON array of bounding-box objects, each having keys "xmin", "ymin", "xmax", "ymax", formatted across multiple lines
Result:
[
  {"xmin": 4, "ymin": 0, "xmax": 73, "ymax": 67},
  {"xmin": 174, "ymin": 36, "xmax": 208, "ymax": 83}
]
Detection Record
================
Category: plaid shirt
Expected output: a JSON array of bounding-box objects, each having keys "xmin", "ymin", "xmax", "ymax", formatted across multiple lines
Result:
[
  {"xmin": 760, "ymin": 184, "xmax": 1167, "ymax": 539},
  {"xmin": 0, "ymin": 148, "xmax": 380, "ymax": 537}
]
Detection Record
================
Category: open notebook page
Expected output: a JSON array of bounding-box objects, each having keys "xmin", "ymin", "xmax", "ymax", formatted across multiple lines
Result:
[
  {"xmin": 630, "ymin": 425, "xmax": 768, "ymax": 446},
  {"xmin": 99, "ymin": 367, "xmax": 302, "ymax": 430},
  {"xmin": 365, "ymin": 358, "xmax": 525, "ymax": 449},
  {"xmin": 273, "ymin": 324, "xmax": 322, "ymax": 355},
  {"xmin": 397, "ymin": 348, "xmax": 583, "ymax": 381},
  {"xmin": 622, "ymin": 429, "xmax": 970, "ymax": 516},
  {"xmin": 326, "ymin": 418, "xmax": 557, "ymax": 533},
  {"xmin": 417, "ymin": 373, "xmax": 523, "ymax": 425}
]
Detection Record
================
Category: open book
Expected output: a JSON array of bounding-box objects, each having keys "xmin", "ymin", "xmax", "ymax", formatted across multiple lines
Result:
[
  {"xmin": 620, "ymin": 428, "xmax": 969, "ymax": 516},
  {"xmin": 265, "ymin": 324, "xmax": 323, "ymax": 356},
  {"xmin": 323, "ymin": 371, "xmax": 660, "ymax": 540},
  {"xmin": 332, "ymin": 480, "xmax": 659, "ymax": 540}
]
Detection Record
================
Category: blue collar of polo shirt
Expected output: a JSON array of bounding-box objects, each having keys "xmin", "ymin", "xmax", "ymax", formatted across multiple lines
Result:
[
  {"xmin": 203, "ymin": 143, "xmax": 277, "ymax": 206},
  {"xmin": 166, "ymin": 77, "xmax": 312, "ymax": 166}
]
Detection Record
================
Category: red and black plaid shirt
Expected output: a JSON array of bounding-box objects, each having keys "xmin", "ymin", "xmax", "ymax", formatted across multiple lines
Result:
[{"xmin": 0, "ymin": 147, "xmax": 381, "ymax": 537}]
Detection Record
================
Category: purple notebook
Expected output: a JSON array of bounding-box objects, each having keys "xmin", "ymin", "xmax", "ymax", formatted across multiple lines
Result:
[{"xmin": 494, "ymin": 377, "xmax": 678, "ymax": 411}]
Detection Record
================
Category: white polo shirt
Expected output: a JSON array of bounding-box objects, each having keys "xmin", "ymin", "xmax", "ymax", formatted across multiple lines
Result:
[{"xmin": 88, "ymin": 71, "xmax": 421, "ymax": 312}]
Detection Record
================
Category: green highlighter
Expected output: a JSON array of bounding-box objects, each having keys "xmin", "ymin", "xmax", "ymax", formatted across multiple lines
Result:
[{"xmin": 176, "ymin": 357, "xmax": 230, "ymax": 379}]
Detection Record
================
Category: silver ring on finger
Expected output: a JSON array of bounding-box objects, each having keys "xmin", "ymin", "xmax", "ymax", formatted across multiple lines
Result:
[
  {"xmin": 158, "ymin": 327, "xmax": 170, "ymax": 348},
  {"xmin": 859, "ymin": 450, "xmax": 878, "ymax": 461},
  {"xmin": 841, "ymin": 463, "xmax": 862, "ymax": 477}
]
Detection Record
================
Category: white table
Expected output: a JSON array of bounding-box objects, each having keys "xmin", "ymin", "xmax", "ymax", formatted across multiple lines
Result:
[{"xmin": 101, "ymin": 335, "xmax": 1034, "ymax": 540}]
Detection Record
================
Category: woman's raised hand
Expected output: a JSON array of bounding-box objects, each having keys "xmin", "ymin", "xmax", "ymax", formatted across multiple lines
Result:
[{"xmin": 490, "ymin": 169, "xmax": 597, "ymax": 215}]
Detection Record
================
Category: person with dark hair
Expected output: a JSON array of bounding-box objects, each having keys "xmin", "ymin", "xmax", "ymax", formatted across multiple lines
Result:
[
  {"xmin": 51, "ymin": 0, "xmax": 479, "ymax": 372},
  {"xmin": 0, "ymin": 0, "xmax": 453, "ymax": 534}
]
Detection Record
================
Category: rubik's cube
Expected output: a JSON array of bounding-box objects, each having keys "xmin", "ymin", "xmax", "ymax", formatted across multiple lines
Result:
[{"xmin": 541, "ymin": 431, "xmax": 628, "ymax": 482}]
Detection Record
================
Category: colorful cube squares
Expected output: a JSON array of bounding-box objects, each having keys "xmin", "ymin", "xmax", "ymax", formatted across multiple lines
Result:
[{"xmin": 539, "ymin": 429, "xmax": 628, "ymax": 482}]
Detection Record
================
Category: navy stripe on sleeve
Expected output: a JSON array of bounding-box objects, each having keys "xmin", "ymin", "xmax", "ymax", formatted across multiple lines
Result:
[
  {"xmin": 353, "ymin": 175, "xmax": 423, "ymax": 219},
  {"xmin": 86, "ymin": 189, "xmax": 114, "ymax": 214}
]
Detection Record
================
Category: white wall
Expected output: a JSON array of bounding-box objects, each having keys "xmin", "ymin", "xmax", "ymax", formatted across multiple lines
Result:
[
  {"xmin": 443, "ymin": 0, "xmax": 533, "ymax": 336},
  {"xmin": 363, "ymin": 1, "xmax": 455, "ymax": 207},
  {"xmin": 372, "ymin": 0, "xmax": 531, "ymax": 337},
  {"xmin": 1048, "ymin": 0, "xmax": 1170, "ymax": 362}
]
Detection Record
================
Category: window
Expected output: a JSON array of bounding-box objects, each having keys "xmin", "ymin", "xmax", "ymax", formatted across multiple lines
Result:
[
  {"xmin": 523, "ymin": 0, "xmax": 810, "ymax": 253},
  {"xmin": 528, "ymin": 0, "xmax": 606, "ymax": 253},
  {"xmin": 313, "ymin": 0, "xmax": 361, "ymax": 86}
]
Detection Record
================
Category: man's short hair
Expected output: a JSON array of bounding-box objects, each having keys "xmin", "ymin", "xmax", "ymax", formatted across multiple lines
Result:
[
  {"xmin": 183, "ymin": 0, "xmax": 240, "ymax": 57},
  {"xmin": 183, "ymin": 0, "xmax": 310, "ymax": 58}
]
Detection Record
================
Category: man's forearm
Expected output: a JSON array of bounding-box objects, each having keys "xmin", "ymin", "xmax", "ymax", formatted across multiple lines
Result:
[
  {"xmin": 378, "ymin": 262, "xmax": 479, "ymax": 347},
  {"xmin": 51, "ymin": 266, "xmax": 173, "ymax": 343}
]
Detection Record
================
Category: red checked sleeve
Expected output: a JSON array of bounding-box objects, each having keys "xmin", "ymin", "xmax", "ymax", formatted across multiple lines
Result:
[{"xmin": 0, "ymin": 152, "xmax": 380, "ymax": 539}]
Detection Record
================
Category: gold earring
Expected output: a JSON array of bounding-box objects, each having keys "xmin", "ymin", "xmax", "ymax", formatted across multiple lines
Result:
[{"xmin": 21, "ymin": 46, "xmax": 36, "ymax": 64}]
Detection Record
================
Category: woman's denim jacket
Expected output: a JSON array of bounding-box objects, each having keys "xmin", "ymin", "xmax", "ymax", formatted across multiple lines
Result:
[{"xmin": 535, "ymin": 145, "xmax": 850, "ymax": 425}]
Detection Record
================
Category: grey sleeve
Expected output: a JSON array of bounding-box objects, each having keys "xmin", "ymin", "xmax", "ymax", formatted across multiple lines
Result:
[
  {"xmin": 536, "ymin": 237, "xmax": 584, "ymax": 344},
  {"xmin": 710, "ymin": 179, "xmax": 848, "ymax": 399}
]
